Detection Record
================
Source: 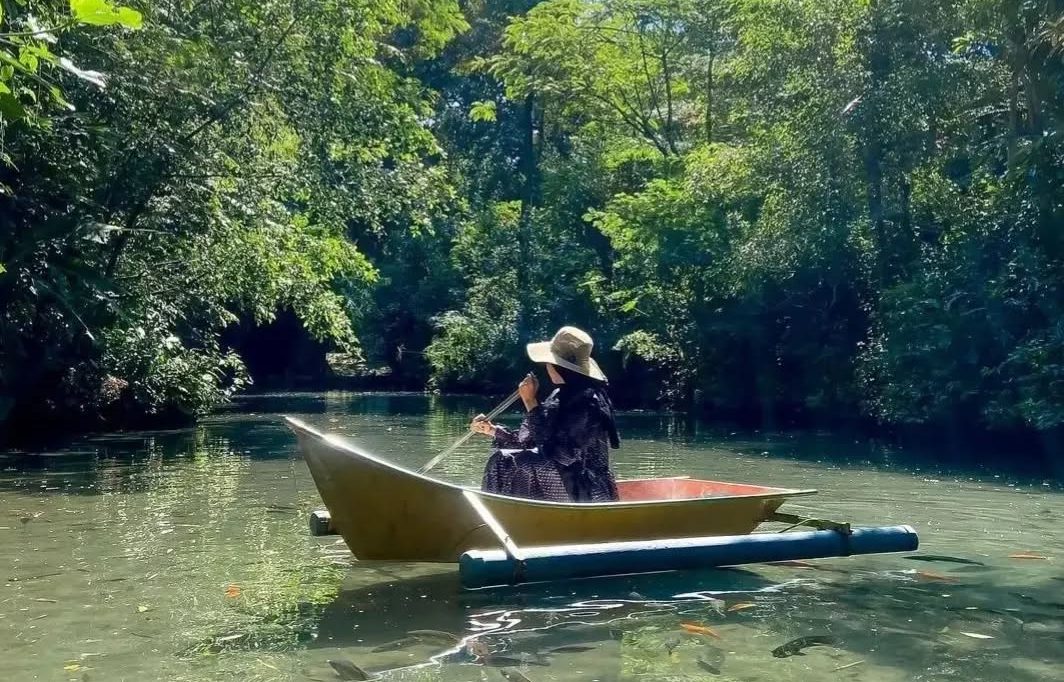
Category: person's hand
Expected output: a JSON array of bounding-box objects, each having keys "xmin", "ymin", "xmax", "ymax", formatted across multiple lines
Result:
[
  {"xmin": 471, "ymin": 414, "xmax": 495, "ymax": 436},
  {"xmin": 518, "ymin": 372, "xmax": 539, "ymax": 410}
]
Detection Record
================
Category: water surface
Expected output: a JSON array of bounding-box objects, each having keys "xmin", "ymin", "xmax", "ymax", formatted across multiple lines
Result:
[{"xmin": 1, "ymin": 392, "xmax": 1061, "ymax": 681}]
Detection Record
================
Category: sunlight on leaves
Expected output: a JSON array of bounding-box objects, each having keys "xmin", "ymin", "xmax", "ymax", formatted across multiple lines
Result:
[{"xmin": 70, "ymin": 0, "xmax": 143, "ymax": 29}]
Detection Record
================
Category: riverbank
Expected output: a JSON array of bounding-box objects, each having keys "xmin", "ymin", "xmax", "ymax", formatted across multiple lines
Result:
[
  {"xmin": 4, "ymin": 387, "xmax": 1059, "ymax": 485},
  {"xmin": 2, "ymin": 383, "xmax": 1061, "ymax": 473}
]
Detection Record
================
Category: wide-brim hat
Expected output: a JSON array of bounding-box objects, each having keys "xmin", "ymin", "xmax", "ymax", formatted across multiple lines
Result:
[{"xmin": 526, "ymin": 326, "xmax": 607, "ymax": 382}]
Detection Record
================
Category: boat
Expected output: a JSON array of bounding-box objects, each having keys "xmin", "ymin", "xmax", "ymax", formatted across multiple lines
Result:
[{"xmin": 285, "ymin": 416, "xmax": 819, "ymax": 562}]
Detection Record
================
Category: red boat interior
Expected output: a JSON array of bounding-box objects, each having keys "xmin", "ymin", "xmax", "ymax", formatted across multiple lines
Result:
[{"xmin": 617, "ymin": 477, "xmax": 782, "ymax": 501}]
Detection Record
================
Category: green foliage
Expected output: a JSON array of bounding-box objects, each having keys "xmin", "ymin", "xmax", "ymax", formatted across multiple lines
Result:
[
  {"xmin": 0, "ymin": 0, "xmax": 467, "ymax": 432},
  {"xmin": 1, "ymin": 0, "xmax": 1062, "ymax": 438},
  {"xmin": 0, "ymin": 0, "xmax": 141, "ymax": 127},
  {"xmin": 469, "ymin": 99, "xmax": 497, "ymax": 122},
  {"xmin": 70, "ymin": 0, "xmax": 143, "ymax": 28},
  {"xmin": 425, "ymin": 201, "xmax": 523, "ymax": 387},
  {"xmin": 424, "ymin": 0, "xmax": 1064, "ymax": 433}
]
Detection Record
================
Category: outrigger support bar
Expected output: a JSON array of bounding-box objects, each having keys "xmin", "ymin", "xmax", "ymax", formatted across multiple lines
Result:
[
  {"xmin": 767, "ymin": 511, "xmax": 852, "ymax": 535},
  {"xmin": 461, "ymin": 490, "xmax": 527, "ymax": 583},
  {"xmin": 459, "ymin": 524, "xmax": 919, "ymax": 589}
]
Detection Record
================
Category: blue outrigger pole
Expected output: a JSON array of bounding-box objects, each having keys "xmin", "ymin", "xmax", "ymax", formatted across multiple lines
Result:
[{"xmin": 459, "ymin": 491, "xmax": 918, "ymax": 589}]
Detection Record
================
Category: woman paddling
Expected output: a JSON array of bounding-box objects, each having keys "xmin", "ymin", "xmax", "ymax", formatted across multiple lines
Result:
[{"xmin": 471, "ymin": 326, "xmax": 620, "ymax": 502}]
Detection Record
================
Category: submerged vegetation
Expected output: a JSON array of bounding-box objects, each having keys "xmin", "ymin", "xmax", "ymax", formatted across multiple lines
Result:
[{"xmin": 1, "ymin": 1, "xmax": 1062, "ymax": 439}]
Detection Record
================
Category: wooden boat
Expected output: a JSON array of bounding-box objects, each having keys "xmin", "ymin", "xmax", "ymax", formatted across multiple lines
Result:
[{"xmin": 286, "ymin": 416, "xmax": 817, "ymax": 563}]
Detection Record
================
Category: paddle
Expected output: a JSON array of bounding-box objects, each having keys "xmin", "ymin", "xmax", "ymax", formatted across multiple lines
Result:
[{"xmin": 418, "ymin": 387, "xmax": 522, "ymax": 474}]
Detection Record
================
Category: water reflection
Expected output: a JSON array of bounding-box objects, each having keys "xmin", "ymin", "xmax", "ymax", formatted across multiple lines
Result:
[{"xmin": 0, "ymin": 392, "xmax": 1060, "ymax": 682}]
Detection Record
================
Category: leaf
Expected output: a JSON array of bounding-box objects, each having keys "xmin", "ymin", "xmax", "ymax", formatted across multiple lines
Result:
[
  {"xmin": 63, "ymin": 664, "xmax": 82, "ymax": 672},
  {"xmin": 49, "ymin": 86, "xmax": 75, "ymax": 112},
  {"xmin": 136, "ymin": 605, "xmax": 149, "ymax": 612},
  {"xmin": 58, "ymin": 58, "xmax": 107, "ymax": 88},
  {"xmin": 18, "ymin": 49, "xmax": 39, "ymax": 73},
  {"xmin": 0, "ymin": 92, "xmax": 25, "ymax": 122},
  {"xmin": 70, "ymin": 0, "xmax": 143, "ymax": 29},
  {"xmin": 469, "ymin": 100, "xmax": 497, "ymax": 123},
  {"xmin": 960, "ymin": 632, "xmax": 994, "ymax": 639}
]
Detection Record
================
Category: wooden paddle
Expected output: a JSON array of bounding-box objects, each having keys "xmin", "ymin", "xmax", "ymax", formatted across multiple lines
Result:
[{"xmin": 418, "ymin": 387, "xmax": 522, "ymax": 474}]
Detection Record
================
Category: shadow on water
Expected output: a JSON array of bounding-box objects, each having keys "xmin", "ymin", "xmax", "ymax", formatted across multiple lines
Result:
[
  {"xmin": 311, "ymin": 566, "xmax": 780, "ymax": 648},
  {"xmin": 673, "ymin": 422, "xmax": 1064, "ymax": 487},
  {"xmin": 295, "ymin": 561, "xmax": 1063, "ymax": 681},
  {"xmin": 184, "ymin": 556, "xmax": 1063, "ymax": 681}
]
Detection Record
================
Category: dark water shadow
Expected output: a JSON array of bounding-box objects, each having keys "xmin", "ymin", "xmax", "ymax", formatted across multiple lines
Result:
[
  {"xmin": 678, "ymin": 424, "xmax": 1064, "ymax": 488},
  {"xmin": 310, "ymin": 566, "xmax": 780, "ymax": 649},
  {"xmin": 298, "ymin": 562, "xmax": 1064, "ymax": 682}
]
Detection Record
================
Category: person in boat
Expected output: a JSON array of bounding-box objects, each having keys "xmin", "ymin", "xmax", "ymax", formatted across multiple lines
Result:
[{"xmin": 471, "ymin": 326, "xmax": 621, "ymax": 502}]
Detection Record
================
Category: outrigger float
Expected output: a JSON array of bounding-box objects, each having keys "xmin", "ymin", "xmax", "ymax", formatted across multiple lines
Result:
[{"xmin": 285, "ymin": 417, "xmax": 918, "ymax": 589}]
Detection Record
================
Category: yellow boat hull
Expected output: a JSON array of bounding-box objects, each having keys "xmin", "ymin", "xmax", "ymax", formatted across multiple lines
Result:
[{"xmin": 286, "ymin": 417, "xmax": 816, "ymax": 562}]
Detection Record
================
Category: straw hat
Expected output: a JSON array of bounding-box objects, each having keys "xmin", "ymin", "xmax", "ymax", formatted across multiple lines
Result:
[{"xmin": 526, "ymin": 326, "xmax": 607, "ymax": 381}]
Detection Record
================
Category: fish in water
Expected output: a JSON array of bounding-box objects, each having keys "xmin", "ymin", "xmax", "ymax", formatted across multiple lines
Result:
[
  {"xmin": 327, "ymin": 659, "xmax": 371, "ymax": 681},
  {"xmin": 1022, "ymin": 620, "xmax": 1064, "ymax": 636},
  {"xmin": 370, "ymin": 636, "xmax": 421, "ymax": 652},
  {"xmin": 726, "ymin": 602, "xmax": 757, "ymax": 613},
  {"xmin": 498, "ymin": 669, "xmax": 533, "ymax": 682},
  {"xmin": 914, "ymin": 569, "xmax": 958, "ymax": 582},
  {"xmin": 407, "ymin": 629, "xmax": 460, "ymax": 643},
  {"xmin": 696, "ymin": 657, "xmax": 721, "ymax": 675},
  {"xmin": 769, "ymin": 560, "xmax": 818, "ymax": 569},
  {"xmin": 482, "ymin": 655, "xmax": 550, "ymax": 667},
  {"xmin": 680, "ymin": 622, "xmax": 722, "ymax": 639},
  {"xmin": 904, "ymin": 554, "xmax": 985, "ymax": 566},
  {"xmin": 543, "ymin": 644, "xmax": 596, "ymax": 654},
  {"xmin": 771, "ymin": 635, "xmax": 838, "ymax": 658},
  {"xmin": 769, "ymin": 560, "xmax": 848, "ymax": 574},
  {"xmin": 1010, "ymin": 592, "xmax": 1064, "ymax": 610}
]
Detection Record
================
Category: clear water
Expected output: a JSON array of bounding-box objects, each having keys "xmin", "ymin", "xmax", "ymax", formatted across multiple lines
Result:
[{"xmin": 1, "ymin": 392, "xmax": 1061, "ymax": 681}]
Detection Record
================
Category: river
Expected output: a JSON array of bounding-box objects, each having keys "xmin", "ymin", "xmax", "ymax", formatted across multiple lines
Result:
[{"xmin": 1, "ymin": 392, "xmax": 1061, "ymax": 681}]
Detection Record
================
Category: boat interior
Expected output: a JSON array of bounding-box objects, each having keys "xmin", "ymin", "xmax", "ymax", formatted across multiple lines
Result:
[{"xmin": 616, "ymin": 477, "xmax": 787, "ymax": 501}]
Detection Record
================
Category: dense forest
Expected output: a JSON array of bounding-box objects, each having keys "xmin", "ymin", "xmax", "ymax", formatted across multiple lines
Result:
[{"xmin": 0, "ymin": 0, "xmax": 1061, "ymax": 441}]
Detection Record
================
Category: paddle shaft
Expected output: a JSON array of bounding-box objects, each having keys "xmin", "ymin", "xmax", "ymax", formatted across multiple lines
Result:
[{"xmin": 418, "ymin": 387, "xmax": 522, "ymax": 474}]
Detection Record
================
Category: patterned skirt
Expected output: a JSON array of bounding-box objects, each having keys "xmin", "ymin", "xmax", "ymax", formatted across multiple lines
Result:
[
  {"xmin": 481, "ymin": 448, "xmax": 619, "ymax": 503},
  {"xmin": 481, "ymin": 448, "xmax": 573, "ymax": 502}
]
